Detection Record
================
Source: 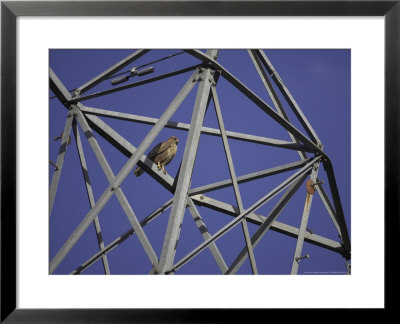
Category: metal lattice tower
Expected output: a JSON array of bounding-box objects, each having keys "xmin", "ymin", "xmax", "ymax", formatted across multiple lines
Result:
[{"xmin": 49, "ymin": 49, "xmax": 351, "ymax": 275}]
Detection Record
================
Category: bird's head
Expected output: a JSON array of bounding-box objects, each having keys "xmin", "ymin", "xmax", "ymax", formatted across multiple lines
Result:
[{"xmin": 169, "ymin": 136, "xmax": 179, "ymax": 143}]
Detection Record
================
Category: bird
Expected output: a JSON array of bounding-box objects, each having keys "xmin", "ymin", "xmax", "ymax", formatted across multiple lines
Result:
[{"xmin": 134, "ymin": 136, "xmax": 179, "ymax": 176}]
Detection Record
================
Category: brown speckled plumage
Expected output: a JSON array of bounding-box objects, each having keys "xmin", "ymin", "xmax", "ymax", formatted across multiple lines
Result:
[{"xmin": 134, "ymin": 136, "xmax": 179, "ymax": 176}]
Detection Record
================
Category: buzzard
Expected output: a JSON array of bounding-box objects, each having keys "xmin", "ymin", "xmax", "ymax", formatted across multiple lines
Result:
[{"xmin": 134, "ymin": 136, "xmax": 179, "ymax": 176}]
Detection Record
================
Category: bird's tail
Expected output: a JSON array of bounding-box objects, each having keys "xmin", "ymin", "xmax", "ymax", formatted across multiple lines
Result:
[{"xmin": 134, "ymin": 167, "xmax": 144, "ymax": 177}]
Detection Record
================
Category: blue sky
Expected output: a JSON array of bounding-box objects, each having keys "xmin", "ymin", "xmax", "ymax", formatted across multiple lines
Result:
[{"xmin": 49, "ymin": 49, "xmax": 350, "ymax": 275}]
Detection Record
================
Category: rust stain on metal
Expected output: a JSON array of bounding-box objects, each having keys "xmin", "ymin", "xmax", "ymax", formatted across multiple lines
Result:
[
  {"xmin": 305, "ymin": 179, "xmax": 315, "ymax": 195},
  {"xmin": 305, "ymin": 193, "xmax": 311, "ymax": 207}
]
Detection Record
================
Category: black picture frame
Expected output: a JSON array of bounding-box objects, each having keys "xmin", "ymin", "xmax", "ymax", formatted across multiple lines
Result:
[{"xmin": 1, "ymin": 0, "xmax": 398, "ymax": 322}]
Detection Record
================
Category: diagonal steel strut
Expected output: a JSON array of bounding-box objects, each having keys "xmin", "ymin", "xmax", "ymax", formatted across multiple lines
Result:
[
  {"xmin": 49, "ymin": 110, "xmax": 73, "ymax": 218},
  {"xmin": 226, "ymin": 172, "xmax": 308, "ymax": 274},
  {"xmin": 249, "ymin": 49, "xmax": 346, "ymax": 256},
  {"xmin": 74, "ymin": 49, "xmax": 149, "ymax": 97},
  {"xmin": 157, "ymin": 51, "xmax": 217, "ymax": 274},
  {"xmin": 71, "ymin": 199, "xmax": 174, "ymax": 275},
  {"xmin": 72, "ymin": 114, "xmax": 345, "ymax": 259},
  {"xmin": 166, "ymin": 156, "xmax": 321, "ymax": 273},
  {"xmin": 49, "ymin": 68, "xmax": 199, "ymax": 273},
  {"xmin": 79, "ymin": 105, "xmax": 312, "ymax": 153},
  {"xmin": 186, "ymin": 197, "xmax": 228, "ymax": 273},
  {"xmin": 291, "ymin": 162, "xmax": 320, "ymax": 274},
  {"xmin": 254, "ymin": 49, "xmax": 322, "ymax": 146},
  {"xmin": 72, "ymin": 120, "xmax": 110, "ymax": 274},
  {"xmin": 184, "ymin": 49, "xmax": 326, "ymax": 157},
  {"xmin": 50, "ymin": 50, "xmax": 350, "ymax": 274},
  {"xmin": 75, "ymin": 107, "xmax": 158, "ymax": 267},
  {"xmin": 212, "ymin": 85, "xmax": 258, "ymax": 274}
]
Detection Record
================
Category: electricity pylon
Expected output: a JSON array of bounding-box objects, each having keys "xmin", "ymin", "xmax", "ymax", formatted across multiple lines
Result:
[{"xmin": 49, "ymin": 49, "xmax": 351, "ymax": 275}]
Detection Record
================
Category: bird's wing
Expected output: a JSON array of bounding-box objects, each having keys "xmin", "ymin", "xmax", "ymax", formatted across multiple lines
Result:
[
  {"xmin": 147, "ymin": 141, "xmax": 171, "ymax": 159},
  {"xmin": 161, "ymin": 145, "xmax": 177, "ymax": 166}
]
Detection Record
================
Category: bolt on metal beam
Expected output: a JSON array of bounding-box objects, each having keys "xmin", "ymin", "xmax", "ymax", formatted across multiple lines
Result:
[
  {"xmin": 49, "ymin": 160, "xmax": 58, "ymax": 171},
  {"xmin": 49, "ymin": 69, "xmax": 199, "ymax": 274},
  {"xmin": 49, "ymin": 110, "xmax": 74, "ymax": 218},
  {"xmin": 72, "ymin": 120, "xmax": 110, "ymax": 274},
  {"xmin": 291, "ymin": 163, "xmax": 320, "ymax": 274}
]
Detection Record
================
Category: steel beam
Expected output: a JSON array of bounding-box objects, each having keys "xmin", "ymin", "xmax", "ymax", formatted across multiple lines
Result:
[
  {"xmin": 189, "ymin": 194, "xmax": 344, "ymax": 255},
  {"xmin": 248, "ymin": 50, "xmax": 345, "ymax": 249},
  {"xmin": 75, "ymin": 107, "xmax": 158, "ymax": 267},
  {"xmin": 50, "ymin": 51, "xmax": 350, "ymax": 275},
  {"xmin": 79, "ymin": 110, "xmax": 347, "ymax": 265},
  {"xmin": 83, "ymin": 112, "xmax": 175, "ymax": 192},
  {"xmin": 184, "ymin": 49, "xmax": 326, "ymax": 157},
  {"xmin": 249, "ymin": 50, "xmax": 348, "ymax": 259},
  {"xmin": 166, "ymin": 156, "xmax": 320, "ymax": 273},
  {"xmin": 315, "ymin": 183, "xmax": 341, "ymax": 235},
  {"xmin": 186, "ymin": 197, "xmax": 228, "ymax": 273},
  {"xmin": 291, "ymin": 162, "xmax": 320, "ymax": 274},
  {"xmin": 227, "ymin": 173, "xmax": 308, "ymax": 274},
  {"xmin": 49, "ymin": 68, "xmax": 73, "ymax": 108},
  {"xmin": 189, "ymin": 159, "xmax": 311, "ymax": 196},
  {"xmin": 72, "ymin": 194, "xmax": 343, "ymax": 275},
  {"xmin": 212, "ymin": 86, "xmax": 258, "ymax": 274},
  {"xmin": 80, "ymin": 106, "xmax": 312, "ymax": 152},
  {"xmin": 254, "ymin": 50, "xmax": 322, "ymax": 146},
  {"xmin": 323, "ymin": 159, "xmax": 351, "ymax": 257},
  {"xmin": 70, "ymin": 64, "xmax": 200, "ymax": 104},
  {"xmin": 158, "ymin": 66, "xmax": 215, "ymax": 274},
  {"xmin": 71, "ymin": 199, "xmax": 174, "ymax": 275},
  {"xmin": 79, "ymin": 113, "xmax": 343, "ymax": 257},
  {"xmin": 83, "ymin": 110, "xmax": 310, "ymax": 199},
  {"xmin": 248, "ymin": 50, "xmax": 308, "ymax": 161},
  {"xmin": 272, "ymin": 220, "xmax": 343, "ymax": 253},
  {"xmin": 49, "ymin": 110, "xmax": 74, "ymax": 217},
  {"xmin": 49, "ymin": 70, "xmax": 199, "ymax": 274},
  {"xmin": 74, "ymin": 49, "xmax": 149, "ymax": 97},
  {"xmin": 72, "ymin": 120, "xmax": 110, "ymax": 274}
]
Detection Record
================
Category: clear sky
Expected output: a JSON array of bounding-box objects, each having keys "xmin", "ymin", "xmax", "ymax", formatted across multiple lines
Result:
[{"xmin": 49, "ymin": 49, "xmax": 350, "ymax": 275}]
